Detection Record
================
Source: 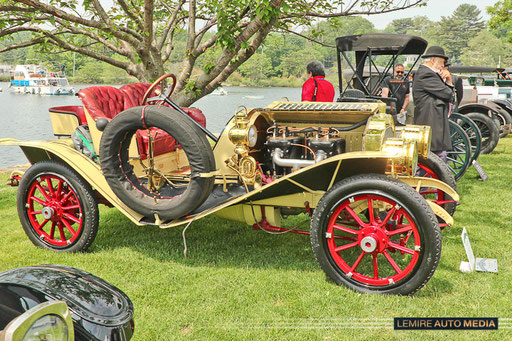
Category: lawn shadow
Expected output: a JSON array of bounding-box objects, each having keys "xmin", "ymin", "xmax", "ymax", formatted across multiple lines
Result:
[{"xmin": 93, "ymin": 208, "xmax": 319, "ymax": 272}]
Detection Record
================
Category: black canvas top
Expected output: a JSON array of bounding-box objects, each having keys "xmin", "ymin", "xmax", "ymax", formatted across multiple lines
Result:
[
  {"xmin": 449, "ymin": 66, "xmax": 505, "ymax": 74},
  {"xmin": 336, "ymin": 33, "xmax": 427, "ymax": 55}
]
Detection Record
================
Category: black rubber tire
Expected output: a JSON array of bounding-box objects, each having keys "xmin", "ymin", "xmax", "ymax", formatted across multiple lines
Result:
[
  {"xmin": 465, "ymin": 112, "xmax": 499, "ymax": 154},
  {"xmin": 100, "ymin": 105, "xmax": 215, "ymax": 222},
  {"xmin": 417, "ymin": 152, "xmax": 457, "ymax": 217},
  {"xmin": 496, "ymin": 108, "xmax": 511, "ymax": 138},
  {"xmin": 310, "ymin": 174, "xmax": 441, "ymax": 295},
  {"xmin": 447, "ymin": 121, "xmax": 472, "ymax": 180},
  {"xmin": 449, "ymin": 113, "xmax": 482, "ymax": 164},
  {"xmin": 16, "ymin": 160, "xmax": 99, "ymax": 252}
]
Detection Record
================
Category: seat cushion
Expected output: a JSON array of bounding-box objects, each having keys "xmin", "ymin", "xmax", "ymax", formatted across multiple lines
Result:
[
  {"xmin": 79, "ymin": 83, "xmax": 207, "ymax": 160},
  {"xmin": 136, "ymin": 128, "xmax": 177, "ymax": 160},
  {"xmin": 78, "ymin": 86, "xmax": 125, "ymax": 120},
  {"xmin": 120, "ymin": 83, "xmax": 157, "ymax": 108}
]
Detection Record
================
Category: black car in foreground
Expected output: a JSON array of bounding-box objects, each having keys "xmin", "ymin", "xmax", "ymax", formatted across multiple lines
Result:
[{"xmin": 0, "ymin": 265, "xmax": 134, "ymax": 340}]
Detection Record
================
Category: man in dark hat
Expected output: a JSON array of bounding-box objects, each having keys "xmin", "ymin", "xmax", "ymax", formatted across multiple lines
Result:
[{"xmin": 412, "ymin": 46, "xmax": 454, "ymax": 162}]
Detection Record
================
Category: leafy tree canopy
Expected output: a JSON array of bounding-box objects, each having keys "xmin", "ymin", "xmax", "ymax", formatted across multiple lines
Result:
[
  {"xmin": 488, "ymin": 0, "xmax": 512, "ymax": 41},
  {"xmin": 437, "ymin": 4, "xmax": 485, "ymax": 62},
  {"xmin": 0, "ymin": 0, "xmax": 425, "ymax": 106}
]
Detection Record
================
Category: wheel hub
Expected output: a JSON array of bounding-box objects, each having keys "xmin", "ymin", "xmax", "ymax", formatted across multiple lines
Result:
[
  {"xmin": 359, "ymin": 227, "xmax": 388, "ymax": 253},
  {"xmin": 360, "ymin": 236, "xmax": 377, "ymax": 252},
  {"xmin": 42, "ymin": 207, "xmax": 55, "ymax": 220}
]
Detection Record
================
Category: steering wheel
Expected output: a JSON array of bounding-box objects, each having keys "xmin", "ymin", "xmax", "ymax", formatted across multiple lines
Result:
[{"xmin": 141, "ymin": 73, "xmax": 177, "ymax": 105}]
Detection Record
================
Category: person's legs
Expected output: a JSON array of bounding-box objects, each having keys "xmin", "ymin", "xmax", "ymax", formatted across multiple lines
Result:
[{"xmin": 434, "ymin": 150, "xmax": 447, "ymax": 162}]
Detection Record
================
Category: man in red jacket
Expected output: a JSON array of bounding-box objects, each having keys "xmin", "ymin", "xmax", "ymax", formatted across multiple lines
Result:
[{"xmin": 301, "ymin": 61, "xmax": 335, "ymax": 102}]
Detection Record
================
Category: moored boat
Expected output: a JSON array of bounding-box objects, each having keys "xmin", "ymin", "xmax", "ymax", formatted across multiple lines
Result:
[{"xmin": 9, "ymin": 62, "xmax": 74, "ymax": 95}]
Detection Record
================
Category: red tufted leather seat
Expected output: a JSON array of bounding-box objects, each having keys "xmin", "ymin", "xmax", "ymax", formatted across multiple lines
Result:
[
  {"xmin": 78, "ymin": 83, "xmax": 208, "ymax": 160},
  {"xmin": 120, "ymin": 83, "xmax": 156, "ymax": 109},
  {"xmin": 119, "ymin": 83, "xmax": 207, "ymax": 128},
  {"xmin": 78, "ymin": 86, "xmax": 125, "ymax": 121}
]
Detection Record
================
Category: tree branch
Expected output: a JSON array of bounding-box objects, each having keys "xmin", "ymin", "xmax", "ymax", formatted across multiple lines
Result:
[
  {"xmin": 43, "ymin": 32, "xmax": 130, "ymax": 70},
  {"xmin": 278, "ymin": 28, "xmax": 336, "ymax": 48},
  {"xmin": 280, "ymin": 0, "xmax": 424, "ymax": 19},
  {"xmin": 117, "ymin": 0, "xmax": 144, "ymax": 31},
  {"xmin": 143, "ymin": 0, "xmax": 155, "ymax": 52},
  {"xmin": 158, "ymin": 0, "xmax": 186, "ymax": 51},
  {"xmin": 55, "ymin": 18, "xmax": 135, "ymax": 60},
  {"xmin": 17, "ymin": 0, "xmax": 142, "ymax": 45},
  {"xmin": 0, "ymin": 38, "xmax": 45, "ymax": 53},
  {"xmin": 0, "ymin": 5, "xmax": 36, "ymax": 12}
]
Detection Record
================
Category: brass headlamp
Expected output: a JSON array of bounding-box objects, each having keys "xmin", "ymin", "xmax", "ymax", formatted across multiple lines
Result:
[
  {"xmin": 397, "ymin": 125, "xmax": 431, "ymax": 159},
  {"xmin": 227, "ymin": 108, "xmax": 258, "ymax": 185},
  {"xmin": 381, "ymin": 138, "xmax": 418, "ymax": 177}
]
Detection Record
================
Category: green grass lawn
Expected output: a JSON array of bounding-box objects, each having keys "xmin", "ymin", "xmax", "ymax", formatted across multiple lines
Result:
[{"xmin": 1, "ymin": 138, "xmax": 512, "ymax": 340}]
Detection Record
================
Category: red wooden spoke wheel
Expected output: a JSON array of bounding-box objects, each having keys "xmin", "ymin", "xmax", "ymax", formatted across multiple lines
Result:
[
  {"xmin": 416, "ymin": 153, "xmax": 458, "ymax": 226},
  {"xmin": 326, "ymin": 194, "xmax": 420, "ymax": 286},
  {"xmin": 17, "ymin": 161, "xmax": 99, "ymax": 252},
  {"xmin": 25, "ymin": 174, "xmax": 83, "ymax": 246},
  {"xmin": 311, "ymin": 174, "xmax": 441, "ymax": 295},
  {"xmin": 417, "ymin": 163, "xmax": 452, "ymax": 206}
]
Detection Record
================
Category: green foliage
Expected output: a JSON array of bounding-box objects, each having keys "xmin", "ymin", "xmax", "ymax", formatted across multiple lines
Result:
[
  {"xmin": 73, "ymin": 61, "xmax": 104, "ymax": 83},
  {"xmin": 437, "ymin": 4, "xmax": 485, "ymax": 62},
  {"xmin": 459, "ymin": 30, "xmax": 512, "ymax": 67},
  {"xmin": 488, "ymin": 0, "xmax": 512, "ymax": 41},
  {"xmin": 238, "ymin": 51, "xmax": 273, "ymax": 81}
]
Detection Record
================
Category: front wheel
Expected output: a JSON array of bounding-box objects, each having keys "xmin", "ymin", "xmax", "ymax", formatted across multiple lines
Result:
[
  {"xmin": 16, "ymin": 160, "xmax": 99, "ymax": 252},
  {"xmin": 310, "ymin": 174, "xmax": 441, "ymax": 295}
]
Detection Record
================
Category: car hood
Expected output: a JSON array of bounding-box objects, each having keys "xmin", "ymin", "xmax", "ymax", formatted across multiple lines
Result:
[{"xmin": 0, "ymin": 265, "xmax": 133, "ymax": 327}]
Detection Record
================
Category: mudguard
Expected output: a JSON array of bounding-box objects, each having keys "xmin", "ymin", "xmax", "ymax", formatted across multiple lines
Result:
[{"xmin": 0, "ymin": 138, "xmax": 145, "ymax": 225}]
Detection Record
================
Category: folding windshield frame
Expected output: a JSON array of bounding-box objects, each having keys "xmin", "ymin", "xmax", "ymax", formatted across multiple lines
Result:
[{"xmin": 337, "ymin": 45, "xmax": 423, "ymax": 99}]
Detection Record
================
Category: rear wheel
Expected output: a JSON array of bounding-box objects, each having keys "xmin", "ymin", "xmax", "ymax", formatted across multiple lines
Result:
[
  {"xmin": 496, "ymin": 108, "xmax": 511, "ymax": 138},
  {"xmin": 449, "ymin": 113, "xmax": 482, "ymax": 163},
  {"xmin": 417, "ymin": 152, "xmax": 457, "ymax": 216},
  {"xmin": 466, "ymin": 112, "xmax": 499, "ymax": 154},
  {"xmin": 17, "ymin": 160, "xmax": 99, "ymax": 252},
  {"xmin": 310, "ymin": 174, "xmax": 441, "ymax": 295},
  {"xmin": 447, "ymin": 121, "xmax": 471, "ymax": 180}
]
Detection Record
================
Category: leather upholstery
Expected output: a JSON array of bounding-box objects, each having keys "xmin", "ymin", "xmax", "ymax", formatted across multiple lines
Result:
[
  {"xmin": 78, "ymin": 86, "xmax": 125, "ymax": 120},
  {"xmin": 79, "ymin": 84, "xmax": 208, "ymax": 159},
  {"xmin": 120, "ymin": 83, "xmax": 207, "ymax": 127},
  {"xmin": 120, "ymin": 83, "xmax": 158, "ymax": 108}
]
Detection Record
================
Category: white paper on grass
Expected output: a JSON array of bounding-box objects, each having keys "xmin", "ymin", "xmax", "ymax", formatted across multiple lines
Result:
[{"xmin": 460, "ymin": 227, "xmax": 498, "ymax": 273}]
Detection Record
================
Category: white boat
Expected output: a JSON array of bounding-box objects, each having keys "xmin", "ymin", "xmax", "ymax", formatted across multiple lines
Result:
[
  {"xmin": 212, "ymin": 87, "xmax": 228, "ymax": 96},
  {"xmin": 9, "ymin": 62, "xmax": 74, "ymax": 95}
]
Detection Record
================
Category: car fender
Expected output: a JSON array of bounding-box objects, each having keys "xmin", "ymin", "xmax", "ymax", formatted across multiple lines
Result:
[
  {"xmin": 398, "ymin": 176, "xmax": 459, "ymax": 226},
  {"xmin": 0, "ymin": 138, "xmax": 145, "ymax": 225},
  {"xmin": 458, "ymin": 103, "xmax": 499, "ymax": 118}
]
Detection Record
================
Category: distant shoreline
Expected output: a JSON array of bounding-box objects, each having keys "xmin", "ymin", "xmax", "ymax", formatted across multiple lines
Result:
[{"xmin": 0, "ymin": 163, "xmax": 30, "ymax": 173}]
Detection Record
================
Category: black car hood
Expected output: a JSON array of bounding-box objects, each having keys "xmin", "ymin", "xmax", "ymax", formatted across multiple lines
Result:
[{"xmin": 0, "ymin": 265, "xmax": 133, "ymax": 327}]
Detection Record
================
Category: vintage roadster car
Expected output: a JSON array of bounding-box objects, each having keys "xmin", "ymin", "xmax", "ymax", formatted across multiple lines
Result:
[
  {"xmin": 0, "ymin": 72, "xmax": 459, "ymax": 295},
  {"xmin": 0, "ymin": 265, "xmax": 134, "ymax": 340}
]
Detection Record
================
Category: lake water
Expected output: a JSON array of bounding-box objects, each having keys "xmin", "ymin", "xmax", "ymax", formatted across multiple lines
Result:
[{"xmin": 0, "ymin": 82, "xmax": 327, "ymax": 168}]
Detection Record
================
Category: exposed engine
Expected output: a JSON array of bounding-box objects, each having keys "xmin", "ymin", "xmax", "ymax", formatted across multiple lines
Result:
[{"xmin": 262, "ymin": 124, "xmax": 346, "ymax": 178}]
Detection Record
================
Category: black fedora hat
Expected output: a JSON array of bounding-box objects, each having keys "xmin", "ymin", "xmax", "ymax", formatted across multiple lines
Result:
[{"xmin": 422, "ymin": 46, "xmax": 448, "ymax": 59}]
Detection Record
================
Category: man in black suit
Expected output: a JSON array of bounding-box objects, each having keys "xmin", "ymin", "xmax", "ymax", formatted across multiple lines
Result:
[{"xmin": 413, "ymin": 46, "xmax": 455, "ymax": 162}]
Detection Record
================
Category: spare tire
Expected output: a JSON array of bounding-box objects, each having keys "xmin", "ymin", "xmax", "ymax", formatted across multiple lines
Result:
[
  {"xmin": 99, "ymin": 105, "xmax": 215, "ymax": 222},
  {"xmin": 465, "ymin": 112, "xmax": 499, "ymax": 154}
]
